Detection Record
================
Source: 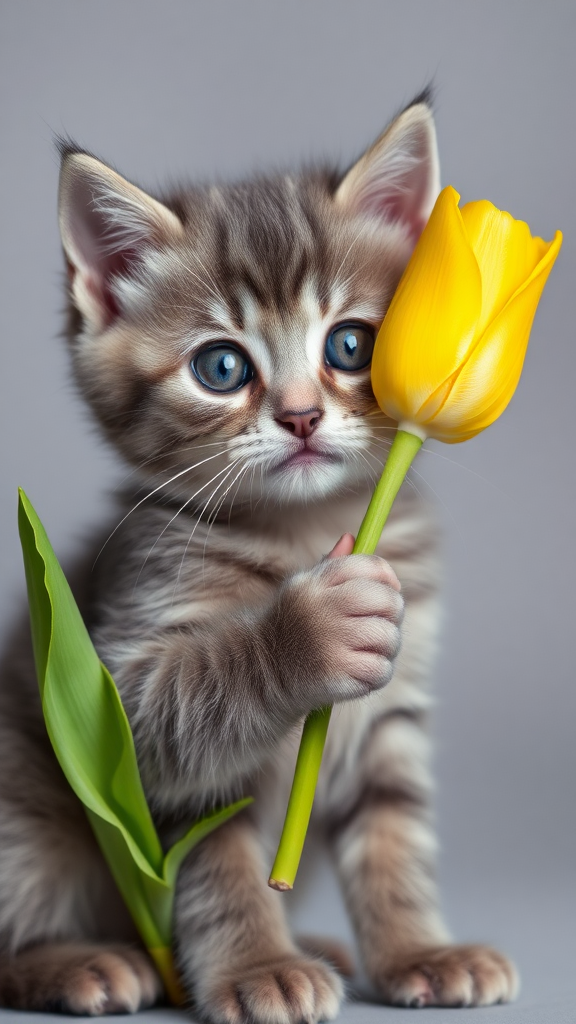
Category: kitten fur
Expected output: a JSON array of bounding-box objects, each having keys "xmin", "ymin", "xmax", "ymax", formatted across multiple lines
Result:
[{"xmin": 0, "ymin": 92, "xmax": 518, "ymax": 1018}]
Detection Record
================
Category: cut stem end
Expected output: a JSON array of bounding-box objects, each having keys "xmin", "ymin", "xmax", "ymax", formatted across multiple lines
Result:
[{"xmin": 268, "ymin": 878, "xmax": 293, "ymax": 892}]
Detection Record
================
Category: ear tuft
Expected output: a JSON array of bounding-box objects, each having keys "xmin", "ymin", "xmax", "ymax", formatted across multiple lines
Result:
[
  {"xmin": 403, "ymin": 83, "xmax": 435, "ymax": 113},
  {"xmin": 54, "ymin": 133, "xmax": 86, "ymax": 162},
  {"xmin": 335, "ymin": 94, "xmax": 440, "ymax": 244},
  {"xmin": 58, "ymin": 150, "xmax": 183, "ymax": 330}
]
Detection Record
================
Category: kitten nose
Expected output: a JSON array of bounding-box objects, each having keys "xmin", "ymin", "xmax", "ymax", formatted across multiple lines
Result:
[{"xmin": 276, "ymin": 408, "xmax": 323, "ymax": 438}]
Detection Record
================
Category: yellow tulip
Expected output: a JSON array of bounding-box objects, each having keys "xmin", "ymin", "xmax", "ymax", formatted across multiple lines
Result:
[
  {"xmin": 372, "ymin": 186, "xmax": 562, "ymax": 443},
  {"xmin": 270, "ymin": 186, "xmax": 562, "ymax": 893}
]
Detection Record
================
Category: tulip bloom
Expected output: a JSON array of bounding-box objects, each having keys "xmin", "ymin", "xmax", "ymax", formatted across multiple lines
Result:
[
  {"xmin": 269, "ymin": 188, "xmax": 561, "ymax": 892},
  {"xmin": 373, "ymin": 186, "xmax": 562, "ymax": 444}
]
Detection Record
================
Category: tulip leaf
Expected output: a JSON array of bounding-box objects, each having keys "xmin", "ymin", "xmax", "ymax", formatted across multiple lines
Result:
[
  {"xmin": 18, "ymin": 489, "xmax": 166, "ymax": 880},
  {"xmin": 17, "ymin": 488, "xmax": 252, "ymax": 964},
  {"xmin": 163, "ymin": 801, "xmax": 252, "ymax": 891}
]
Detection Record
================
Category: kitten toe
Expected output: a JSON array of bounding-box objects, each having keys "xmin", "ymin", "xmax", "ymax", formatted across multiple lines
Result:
[
  {"xmin": 0, "ymin": 942, "xmax": 162, "ymax": 1014},
  {"xmin": 201, "ymin": 955, "xmax": 344, "ymax": 1024},
  {"xmin": 375, "ymin": 943, "xmax": 519, "ymax": 1008}
]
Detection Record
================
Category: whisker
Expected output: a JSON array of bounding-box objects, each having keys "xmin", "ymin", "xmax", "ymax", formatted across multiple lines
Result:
[
  {"xmin": 365, "ymin": 440, "xmax": 393, "ymax": 461},
  {"xmin": 131, "ymin": 456, "xmax": 243, "ymax": 596},
  {"xmin": 171, "ymin": 458, "xmax": 246, "ymax": 603},
  {"xmin": 409, "ymin": 463, "xmax": 463, "ymax": 539},
  {"xmin": 370, "ymin": 433, "xmax": 512, "ymax": 501},
  {"xmin": 251, "ymin": 464, "xmax": 266, "ymax": 514},
  {"xmin": 93, "ymin": 448, "xmax": 228, "ymax": 567},
  {"xmin": 203, "ymin": 459, "xmax": 248, "ymax": 532},
  {"xmin": 364, "ymin": 437, "xmax": 459, "ymax": 524},
  {"xmin": 402, "ymin": 474, "xmax": 426, "ymax": 507},
  {"xmin": 332, "ymin": 257, "xmax": 375, "ymax": 299},
  {"xmin": 368, "ymin": 436, "xmax": 393, "ymax": 447},
  {"xmin": 249, "ymin": 460, "xmax": 258, "ymax": 512},
  {"xmin": 225, "ymin": 461, "xmax": 252, "ymax": 526},
  {"xmin": 170, "ymin": 251, "xmax": 223, "ymax": 305},
  {"xmin": 328, "ymin": 224, "xmax": 371, "ymax": 302},
  {"xmin": 355, "ymin": 449, "xmax": 380, "ymax": 487},
  {"xmin": 154, "ymin": 302, "xmax": 217, "ymax": 313},
  {"xmin": 415, "ymin": 446, "xmax": 513, "ymax": 501},
  {"xmin": 114, "ymin": 440, "xmax": 229, "ymax": 490},
  {"xmin": 185, "ymin": 245, "xmax": 227, "ymax": 305},
  {"xmin": 360, "ymin": 444, "xmax": 388, "ymax": 474},
  {"xmin": 201, "ymin": 462, "xmax": 251, "ymax": 575}
]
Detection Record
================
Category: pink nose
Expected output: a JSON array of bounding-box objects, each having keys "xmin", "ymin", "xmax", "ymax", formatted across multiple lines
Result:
[{"xmin": 276, "ymin": 408, "xmax": 323, "ymax": 438}]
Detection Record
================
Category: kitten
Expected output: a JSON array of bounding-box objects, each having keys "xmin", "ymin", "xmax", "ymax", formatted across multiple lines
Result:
[{"xmin": 0, "ymin": 92, "xmax": 518, "ymax": 1018}]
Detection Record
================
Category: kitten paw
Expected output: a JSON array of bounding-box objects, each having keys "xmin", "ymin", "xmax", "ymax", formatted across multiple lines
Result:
[
  {"xmin": 0, "ymin": 942, "xmax": 162, "ymax": 1014},
  {"xmin": 374, "ymin": 943, "xmax": 519, "ymax": 1007},
  {"xmin": 201, "ymin": 954, "xmax": 344, "ymax": 1024},
  {"xmin": 276, "ymin": 553, "xmax": 404, "ymax": 707}
]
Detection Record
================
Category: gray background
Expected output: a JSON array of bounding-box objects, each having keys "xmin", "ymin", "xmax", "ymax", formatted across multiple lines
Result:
[{"xmin": 0, "ymin": 1, "xmax": 574, "ymax": 1021}]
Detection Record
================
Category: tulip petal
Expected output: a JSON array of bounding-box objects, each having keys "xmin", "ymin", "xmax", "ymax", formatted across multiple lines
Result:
[
  {"xmin": 372, "ymin": 186, "xmax": 482, "ymax": 422},
  {"xmin": 461, "ymin": 201, "xmax": 552, "ymax": 339},
  {"xmin": 425, "ymin": 230, "xmax": 562, "ymax": 442}
]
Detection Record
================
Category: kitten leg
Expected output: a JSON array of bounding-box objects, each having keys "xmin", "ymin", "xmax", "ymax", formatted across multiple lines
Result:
[
  {"xmin": 328, "ymin": 712, "xmax": 519, "ymax": 1008},
  {"xmin": 0, "ymin": 943, "xmax": 161, "ymax": 1013},
  {"xmin": 0, "ymin": 750, "xmax": 161, "ymax": 1012},
  {"xmin": 174, "ymin": 813, "xmax": 343, "ymax": 1024}
]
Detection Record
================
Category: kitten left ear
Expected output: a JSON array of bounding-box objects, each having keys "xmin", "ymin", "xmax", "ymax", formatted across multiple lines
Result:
[
  {"xmin": 335, "ymin": 96, "xmax": 440, "ymax": 243},
  {"xmin": 58, "ymin": 147, "xmax": 184, "ymax": 330}
]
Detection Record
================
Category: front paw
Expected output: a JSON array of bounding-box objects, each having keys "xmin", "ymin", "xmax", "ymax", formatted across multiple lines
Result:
[
  {"xmin": 274, "ymin": 554, "xmax": 404, "ymax": 708},
  {"xmin": 374, "ymin": 943, "xmax": 519, "ymax": 1008},
  {"xmin": 200, "ymin": 954, "xmax": 343, "ymax": 1024}
]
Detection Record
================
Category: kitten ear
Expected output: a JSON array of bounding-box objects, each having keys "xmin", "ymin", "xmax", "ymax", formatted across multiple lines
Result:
[
  {"xmin": 335, "ymin": 95, "xmax": 440, "ymax": 243},
  {"xmin": 58, "ymin": 148, "xmax": 184, "ymax": 330}
]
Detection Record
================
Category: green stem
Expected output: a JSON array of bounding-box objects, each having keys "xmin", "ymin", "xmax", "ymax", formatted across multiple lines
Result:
[
  {"xmin": 268, "ymin": 429, "xmax": 423, "ymax": 890},
  {"xmin": 353, "ymin": 429, "xmax": 424, "ymax": 553},
  {"xmin": 267, "ymin": 708, "xmax": 331, "ymax": 890},
  {"xmin": 148, "ymin": 946, "xmax": 187, "ymax": 1006}
]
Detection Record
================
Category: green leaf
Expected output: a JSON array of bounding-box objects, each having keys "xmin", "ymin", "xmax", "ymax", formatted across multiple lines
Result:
[
  {"xmin": 18, "ymin": 489, "xmax": 165, "ymax": 881},
  {"xmin": 18, "ymin": 489, "xmax": 252, "ymax": 957},
  {"xmin": 163, "ymin": 799, "xmax": 253, "ymax": 891}
]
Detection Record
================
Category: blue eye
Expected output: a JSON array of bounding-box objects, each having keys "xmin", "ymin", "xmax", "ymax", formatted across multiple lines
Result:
[
  {"xmin": 192, "ymin": 344, "xmax": 254, "ymax": 392},
  {"xmin": 325, "ymin": 322, "xmax": 375, "ymax": 371}
]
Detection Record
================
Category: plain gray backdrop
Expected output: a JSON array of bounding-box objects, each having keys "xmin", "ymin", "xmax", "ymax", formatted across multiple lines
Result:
[{"xmin": 1, "ymin": 2, "xmax": 575, "ymax": 1021}]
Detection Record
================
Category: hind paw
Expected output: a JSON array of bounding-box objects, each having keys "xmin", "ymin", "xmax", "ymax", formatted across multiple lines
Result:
[
  {"xmin": 0, "ymin": 942, "xmax": 162, "ymax": 1014},
  {"xmin": 374, "ymin": 943, "xmax": 519, "ymax": 1007}
]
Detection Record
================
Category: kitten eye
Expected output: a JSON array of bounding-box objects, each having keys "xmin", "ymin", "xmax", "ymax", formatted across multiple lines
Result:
[
  {"xmin": 325, "ymin": 322, "xmax": 375, "ymax": 371},
  {"xmin": 192, "ymin": 344, "xmax": 254, "ymax": 393}
]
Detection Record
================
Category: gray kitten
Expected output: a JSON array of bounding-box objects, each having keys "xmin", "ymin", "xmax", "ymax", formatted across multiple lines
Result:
[{"xmin": 0, "ymin": 93, "xmax": 518, "ymax": 1018}]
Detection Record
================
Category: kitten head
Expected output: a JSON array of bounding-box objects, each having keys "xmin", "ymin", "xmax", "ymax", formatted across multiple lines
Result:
[{"xmin": 58, "ymin": 93, "xmax": 439, "ymax": 515}]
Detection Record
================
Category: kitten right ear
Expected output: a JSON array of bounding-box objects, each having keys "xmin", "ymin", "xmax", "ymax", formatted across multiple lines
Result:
[
  {"xmin": 58, "ymin": 148, "xmax": 184, "ymax": 330},
  {"xmin": 335, "ymin": 93, "xmax": 440, "ymax": 244}
]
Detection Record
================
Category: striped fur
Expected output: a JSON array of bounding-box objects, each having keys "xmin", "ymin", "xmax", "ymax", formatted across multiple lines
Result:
[{"xmin": 0, "ymin": 95, "xmax": 517, "ymax": 1017}]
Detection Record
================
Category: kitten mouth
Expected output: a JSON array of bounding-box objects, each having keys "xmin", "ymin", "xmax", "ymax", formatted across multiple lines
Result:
[{"xmin": 273, "ymin": 447, "xmax": 341, "ymax": 472}]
